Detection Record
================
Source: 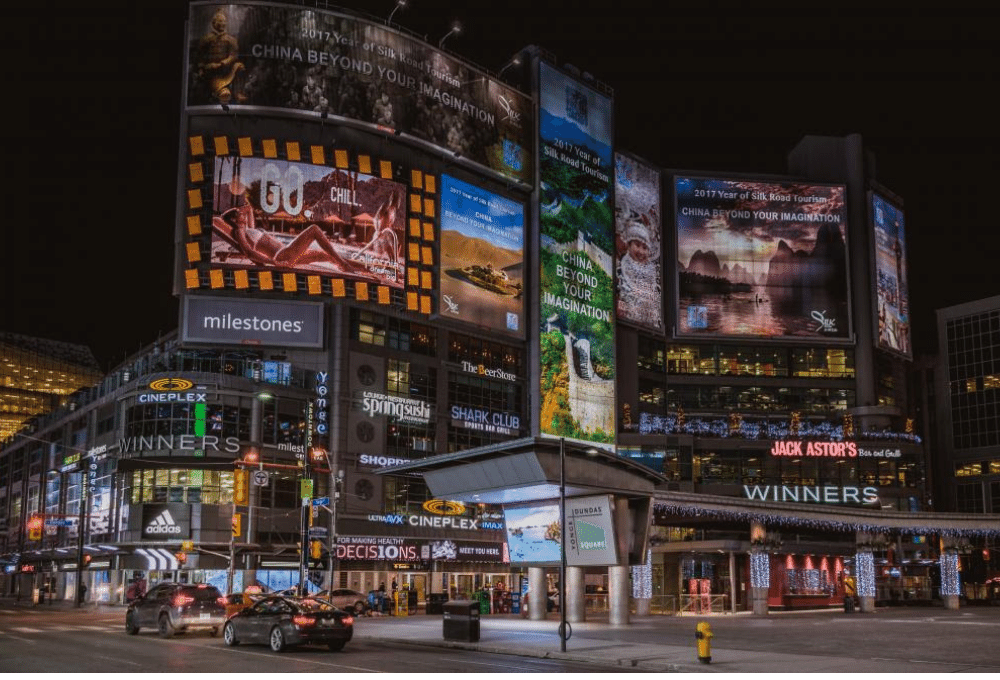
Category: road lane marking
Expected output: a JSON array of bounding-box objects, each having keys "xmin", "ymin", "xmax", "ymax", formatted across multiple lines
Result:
[
  {"xmin": 0, "ymin": 631, "xmax": 36, "ymax": 643},
  {"xmin": 163, "ymin": 638, "xmax": 383, "ymax": 673},
  {"xmin": 12, "ymin": 627, "xmax": 44, "ymax": 633}
]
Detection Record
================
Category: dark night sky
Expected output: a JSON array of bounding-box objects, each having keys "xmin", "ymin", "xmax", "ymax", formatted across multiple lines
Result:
[{"xmin": 8, "ymin": 2, "xmax": 999, "ymax": 370}]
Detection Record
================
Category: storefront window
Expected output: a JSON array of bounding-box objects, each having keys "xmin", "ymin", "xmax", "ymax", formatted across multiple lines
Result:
[
  {"xmin": 128, "ymin": 469, "xmax": 234, "ymax": 505},
  {"xmin": 638, "ymin": 337, "xmax": 665, "ymax": 372}
]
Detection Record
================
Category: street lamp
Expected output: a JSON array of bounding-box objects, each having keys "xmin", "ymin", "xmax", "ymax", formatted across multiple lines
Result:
[
  {"xmin": 387, "ymin": 0, "xmax": 407, "ymax": 25},
  {"xmin": 438, "ymin": 21, "xmax": 461, "ymax": 49},
  {"xmin": 559, "ymin": 438, "xmax": 567, "ymax": 652}
]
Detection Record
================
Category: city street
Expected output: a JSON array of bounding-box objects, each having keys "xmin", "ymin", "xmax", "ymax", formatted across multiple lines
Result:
[{"xmin": 0, "ymin": 605, "xmax": 636, "ymax": 674}]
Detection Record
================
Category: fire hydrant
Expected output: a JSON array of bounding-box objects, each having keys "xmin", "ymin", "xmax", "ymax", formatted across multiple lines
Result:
[{"xmin": 695, "ymin": 622, "xmax": 714, "ymax": 664}]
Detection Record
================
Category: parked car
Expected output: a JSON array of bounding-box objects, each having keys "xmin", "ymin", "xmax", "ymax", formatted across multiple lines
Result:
[
  {"xmin": 125, "ymin": 582, "xmax": 227, "ymax": 638},
  {"xmin": 312, "ymin": 588, "xmax": 370, "ymax": 614},
  {"xmin": 223, "ymin": 595, "xmax": 354, "ymax": 652},
  {"xmin": 223, "ymin": 591, "xmax": 264, "ymax": 619}
]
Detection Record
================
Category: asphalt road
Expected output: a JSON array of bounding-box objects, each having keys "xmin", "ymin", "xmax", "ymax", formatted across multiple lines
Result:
[{"xmin": 0, "ymin": 606, "xmax": 639, "ymax": 674}]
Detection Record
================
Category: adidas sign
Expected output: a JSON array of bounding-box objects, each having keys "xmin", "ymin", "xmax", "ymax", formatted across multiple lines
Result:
[{"xmin": 145, "ymin": 509, "xmax": 182, "ymax": 535}]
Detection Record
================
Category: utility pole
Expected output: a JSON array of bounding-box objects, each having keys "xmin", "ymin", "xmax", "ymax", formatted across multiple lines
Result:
[{"xmin": 298, "ymin": 450, "xmax": 311, "ymax": 596}]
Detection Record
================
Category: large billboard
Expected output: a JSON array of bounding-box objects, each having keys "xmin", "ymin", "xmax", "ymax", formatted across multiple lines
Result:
[
  {"xmin": 538, "ymin": 62, "xmax": 615, "ymax": 445},
  {"xmin": 439, "ymin": 175, "xmax": 525, "ymax": 337},
  {"xmin": 186, "ymin": 2, "xmax": 532, "ymax": 184},
  {"xmin": 614, "ymin": 154, "xmax": 662, "ymax": 330},
  {"xmin": 565, "ymin": 495, "xmax": 618, "ymax": 567},
  {"xmin": 871, "ymin": 193, "xmax": 910, "ymax": 357},
  {"xmin": 676, "ymin": 177, "xmax": 850, "ymax": 339},
  {"xmin": 504, "ymin": 502, "xmax": 560, "ymax": 564},
  {"xmin": 211, "ymin": 156, "xmax": 406, "ymax": 287}
]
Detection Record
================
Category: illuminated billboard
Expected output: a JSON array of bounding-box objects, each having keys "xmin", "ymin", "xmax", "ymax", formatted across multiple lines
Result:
[
  {"xmin": 504, "ymin": 502, "xmax": 560, "ymax": 564},
  {"xmin": 211, "ymin": 156, "xmax": 405, "ymax": 287},
  {"xmin": 872, "ymin": 193, "xmax": 910, "ymax": 357},
  {"xmin": 439, "ymin": 175, "xmax": 525, "ymax": 337},
  {"xmin": 186, "ymin": 3, "xmax": 532, "ymax": 184},
  {"xmin": 614, "ymin": 154, "xmax": 662, "ymax": 330},
  {"xmin": 676, "ymin": 177, "xmax": 849, "ymax": 339},
  {"xmin": 538, "ymin": 62, "xmax": 615, "ymax": 444}
]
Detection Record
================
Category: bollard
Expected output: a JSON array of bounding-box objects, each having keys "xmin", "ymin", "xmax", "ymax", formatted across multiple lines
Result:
[{"xmin": 695, "ymin": 621, "xmax": 714, "ymax": 664}]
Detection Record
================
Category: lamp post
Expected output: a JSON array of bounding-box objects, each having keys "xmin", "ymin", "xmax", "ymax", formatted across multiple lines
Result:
[
  {"xmin": 438, "ymin": 21, "xmax": 461, "ymax": 49},
  {"xmin": 559, "ymin": 437, "xmax": 567, "ymax": 652}
]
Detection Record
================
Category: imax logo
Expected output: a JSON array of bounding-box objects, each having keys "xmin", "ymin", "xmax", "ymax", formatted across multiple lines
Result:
[{"xmin": 145, "ymin": 510, "xmax": 182, "ymax": 535}]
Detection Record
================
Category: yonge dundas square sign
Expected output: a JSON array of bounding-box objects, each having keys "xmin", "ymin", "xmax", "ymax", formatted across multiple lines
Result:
[{"xmin": 186, "ymin": 2, "xmax": 532, "ymax": 183}]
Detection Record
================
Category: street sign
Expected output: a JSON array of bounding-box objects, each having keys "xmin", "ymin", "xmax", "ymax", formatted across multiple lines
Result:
[
  {"xmin": 252, "ymin": 470, "xmax": 270, "ymax": 487},
  {"xmin": 312, "ymin": 496, "xmax": 330, "ymax": 506},
  {"xmin": 308, "ymin": 527, "xmax": 327, "ymax": 536},
  {"xmin": 44, "ymin": 519, "xmax": 74, "ymax": 527}
]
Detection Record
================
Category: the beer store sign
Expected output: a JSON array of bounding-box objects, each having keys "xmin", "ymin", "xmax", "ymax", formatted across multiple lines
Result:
[
  {"xmin": 460, "ymin": 361, "xmax": 518, "ymax": 382},
  {"xmin": 141, "ymin": 503, "xmax": 192, "ymax": 540},
  {"xmin": 743, "ymin": 485, "xmax": 878, "ymax": 505}
]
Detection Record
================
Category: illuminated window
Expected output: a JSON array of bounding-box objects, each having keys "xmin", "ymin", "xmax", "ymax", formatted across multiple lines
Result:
[{"xmin": 955, "ymin": 462, "xmax": 984, "ymax": 477}]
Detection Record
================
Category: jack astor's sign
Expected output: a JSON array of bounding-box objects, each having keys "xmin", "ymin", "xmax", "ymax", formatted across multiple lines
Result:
[{"xmin": 770, "ymin": 441, "xmax": 858, "ymax": 457}]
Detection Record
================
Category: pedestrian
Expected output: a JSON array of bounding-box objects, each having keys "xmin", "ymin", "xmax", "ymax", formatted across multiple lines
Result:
[{"xmin": 79, "ymin": 582, "xmax": 88, "ymax": 604}]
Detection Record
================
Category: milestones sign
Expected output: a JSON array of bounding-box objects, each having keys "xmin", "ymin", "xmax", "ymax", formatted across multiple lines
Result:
[{"xmin": 182, "ymin": 296, "xmax": 325, "ymax": 348}]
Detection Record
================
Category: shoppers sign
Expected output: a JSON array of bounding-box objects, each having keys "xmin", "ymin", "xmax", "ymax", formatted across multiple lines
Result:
[
  {"xmin": 141, "ymin": 503, "xmax": 192, "ymax": 540},
  {"xmin": 743, "ymin": 485, "xmax": 878, "ymax": 505}
]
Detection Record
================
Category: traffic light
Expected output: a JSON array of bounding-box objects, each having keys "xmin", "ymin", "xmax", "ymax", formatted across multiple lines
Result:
[
  {"xmin": 232, "ymin": 513, "xmax": 242, "ymax": 538},
  {"xmin": 83, "ymin": 554, "xmax": 92, "ymax": 566},
  {"xmin": 175, "ymin": 552, "xmax": 187, "ymax": 565},
  {"xmin": 27, "ymin": 515, "xmax": 43, "ymax": 541}
]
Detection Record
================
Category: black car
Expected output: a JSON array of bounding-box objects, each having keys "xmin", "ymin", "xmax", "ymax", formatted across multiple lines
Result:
[
  {"xmin": 126, "ymin": 582, "xmax": 227, "ymax": 638},
  {"xmin": 223, "ymin": 595, "xmax": 354, "ymax": 652}
]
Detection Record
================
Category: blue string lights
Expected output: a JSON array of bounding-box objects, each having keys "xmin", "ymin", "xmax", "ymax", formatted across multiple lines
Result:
[
  {"xmin": 638, "ymin": 412, "xmax": 921, "ymax": 444},
  {"xmin": 855, "ymin": 551, "xmax": 875, "ymax": 598},
  {"xmin": 750, "ymin": 551, "xmax": 770, "ymax": 589},
  {"xmin": 631, "ymin": 549, "xmax": 653, "ymax": 599},
  {"xmin": 940, "ymin": 551, "xmax": 961, "ymax": 596}
]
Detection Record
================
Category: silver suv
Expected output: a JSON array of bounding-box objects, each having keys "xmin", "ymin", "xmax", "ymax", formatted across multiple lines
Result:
[{"xmin": 125, "ymin": 582, "xmax": 227, "ymax": 637}]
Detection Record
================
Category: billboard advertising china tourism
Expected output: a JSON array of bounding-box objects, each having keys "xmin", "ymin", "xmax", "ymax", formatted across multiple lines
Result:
[
  {"xmin": 439, "ymin": 175, "xmax": 525, "ymax": 337},
  {"xmin": 614, "ymin": 154, "xmax": 662, "ymax": 330},
  {"xmin": 186, "ymin": 2, "xmax": 532, "ymax": 183},
  {"xmin": 211, "ymin": 156, "xmax": 406, "ymax": 287},
  {"xmin": 676, "ymin": 177, "xmax": 850, "ymax": 339},
  {"xmin": 871, "ymin": 193, "xmax": 910, "ymax": 357},
  {"xmin": 504, "ymin": 502, "xmax": 560, "ymax": 564},
  {"xmin": 538, "ymin": 62, "xmax": 615, "ymax": 445}
]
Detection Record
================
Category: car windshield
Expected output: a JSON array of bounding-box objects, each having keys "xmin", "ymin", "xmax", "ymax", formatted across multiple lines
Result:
[{"xmin": 181, "ymin": 585, "xmax": 222, "ymax": 601}]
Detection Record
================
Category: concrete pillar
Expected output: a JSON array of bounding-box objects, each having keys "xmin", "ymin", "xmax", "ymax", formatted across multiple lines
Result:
[
  {"xmin": 528, "ymin": 567, "xmax": 546, "ymax": 620},
  {"xmin": 608, "ymin": 565, "xmax": 630, "ymax": 626},
  {"xmin": 854, "ymin": 546, "xmax": 876, "ymax": 613},
  {"xmin": 565, "ymin": 566, "xmax": 586, "ymax": 622},
  {"xmin": 749, "ymin": 549, "xmax": 770, "ymax": 616},
  {"xmin": 109, "ymin": 568, "xmax": 121, "ymax": 605},
  {"xmin": 752, "ymin": 587, "xmax": 769, "ymax": 616},
  {"xmin": 940, "ymin": 550, "xmax": 961, "ymax": 610}
]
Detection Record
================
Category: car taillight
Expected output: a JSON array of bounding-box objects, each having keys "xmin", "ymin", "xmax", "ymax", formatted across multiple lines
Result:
[
  {"xmin": 173, "ymin": 595, "xmax": 194, "ymax": 607},
  {"xmin": 342, "ymin": 616, "xmax": 354, "ymax": 626},
  {"xmin": 292, "ymin": 616, "xmax": 315, "ymax": 627}
]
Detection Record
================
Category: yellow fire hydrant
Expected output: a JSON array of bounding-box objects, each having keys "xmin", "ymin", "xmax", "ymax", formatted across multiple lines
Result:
[{"xmin": 695, "ymin": 622, "xmax": 714, "ymax": 664}]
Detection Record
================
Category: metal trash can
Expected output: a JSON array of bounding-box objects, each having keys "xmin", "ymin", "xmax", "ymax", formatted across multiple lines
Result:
[
  {"xmin": 843, "ymin": 596, "xmax": 855, "ymax": 613},
  {"xmin": 443, "ymin": 600, "xmax": 480, "ymax": 642},
  {"xmin": 426, "ymin": 593, "xmax": 448, "ymax": 615}
]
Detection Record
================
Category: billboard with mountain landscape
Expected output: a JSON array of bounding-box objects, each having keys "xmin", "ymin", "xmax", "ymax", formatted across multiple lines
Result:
[
  {"xmin": 537, "ymin": 62, "xmax": 615, "ymax": 445},
  {"xmin": 675, "ymin": 177, "xmax": 850, "ymax": 339}
]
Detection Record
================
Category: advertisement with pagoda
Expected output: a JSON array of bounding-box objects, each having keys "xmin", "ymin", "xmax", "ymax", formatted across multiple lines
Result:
[
  {"xmin": 537, "ymin": 62, "xmax": 615, "ymax": 445},
  {"xmin": 675, "ymin": 177, "xmax": 850, "ymax": 339}
]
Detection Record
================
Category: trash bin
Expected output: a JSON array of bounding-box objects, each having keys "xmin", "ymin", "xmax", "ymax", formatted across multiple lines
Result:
[
  {"xmin": 510, "ymin": 592, "xmax": 521, "ymax": 615},
  {"xmin": 843, "ymin": 596, "xmax": 855, "ymax": 613},
  {"xmin": 426, "ymin": 593, "xmax": 448, "ymax": 615},
  {"xmin": 443, "ymin": 600, "xmax": 480, "ymax": 642}
]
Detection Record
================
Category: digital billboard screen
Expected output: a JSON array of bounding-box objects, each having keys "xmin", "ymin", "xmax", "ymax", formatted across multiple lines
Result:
[
  {"xmin": 186, "ymin": 3, "xmax": 532, "ymax": 184},
  {"xmin": 503, "ymin": 502, "xmax": 560, "ymax": 564},
  {"xmin": 676, "ymin": 177, "xmax": 849, "ymax": 339},
  {"xmin": 615, "ymin": 154, "xmax": 662, "ymax": 330},
  {"xmin": 439, "ymin": 175, "xmax": 524, "ymax": 337},
  {"xmin": 872, "ymin": 193, "xmax": 910, "ymax": 356},
  {"xmin": 538, "ymin": 62, "xmax": 615, "ymax": 445},
  {"xmin": 211, "ymin": 156, "xmax": 406, "ymax": 287}
]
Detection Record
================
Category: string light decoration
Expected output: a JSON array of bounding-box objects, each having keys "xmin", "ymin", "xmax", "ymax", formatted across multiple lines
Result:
[
  {"xmin": 750, "ymin": 551, "xmax": 770, "ymax": 589},
  {"xmin": 940, "ymin": 551, "xmax": 961, "ymax": 596},
  {"xmin": 855, "ymin": 551, "xmax": 875, "ymax": 598},
  {"xmin": 637, "ymin": 412, "xmax": 920, "ymax": 443},
  {"xmin": 790, "ymin": 411, "xmax": 801, "ymax": 436},
  {"xmin": 843, "ymin": 413, "xmax": 854, "ymax": 439},
  {"xmin": 653, "ymin": 504, "xmax": 1000, "ymax": 538},
  {"xmin": 631, "ymin": 549, "xmax": 653, "ymax": 599}
]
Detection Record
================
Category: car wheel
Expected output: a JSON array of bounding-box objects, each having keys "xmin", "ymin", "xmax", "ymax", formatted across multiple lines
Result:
[
  {"xmin": 223, "ymin": 622, "xmax": 239, "ymax": 646},
  {"xmin": 269, "ymin": 626, "xmax": 287, "ymax": 653},
  {"xmin": 125, "ymin": 613, "xmax": 140, "ymax": 635},
  {"xmin": 353, "ymin": 600, "xmax": 366, "ymax": 615},
  {"xmin": 158, "ymin": 614, "xmax": 175, "ymax": 639},
  {"xmin": 328, "ymin": 640, "xmax": 346, "ymax": 652}
]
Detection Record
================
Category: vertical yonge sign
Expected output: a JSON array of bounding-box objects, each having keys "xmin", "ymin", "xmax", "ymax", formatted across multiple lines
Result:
[
  {"xmin": 186, "ymin": 3, "xmax": 532, "ymax": 184},
  {"xmin": 538, "ymin": 62, "xmax": 615, "ymax": 444}
]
